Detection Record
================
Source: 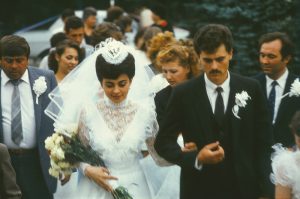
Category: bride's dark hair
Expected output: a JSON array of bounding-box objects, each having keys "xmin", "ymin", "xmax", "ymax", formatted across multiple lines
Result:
[{"xmin": 95, "ymin": 52, "xmax": 135, "ymax": 82}]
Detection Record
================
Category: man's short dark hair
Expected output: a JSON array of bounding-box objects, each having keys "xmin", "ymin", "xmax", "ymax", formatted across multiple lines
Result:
[
  {"xmin": 193, "ymin": 24, "xmax": 233, "ymax": 54},
  {"xmin": 258, "ymin": 32, "xmax": 294, "ymax": 60},
  {"xmin": 50, "ymin": 32, "xmax": 67, "ymax": 47},
  {"xmin": 0, "ymin": 35, "xmax": 30, "ymax": 58},
  {"xmin": 105, "ymin": 6, "xmax": 124, "ymax": 22},
  {"xmin": 83, "ymin": 7, "xmax": 97, "ymax": 21},
  {"xmin": 90, "ymin": 22, "xmax": 123, "ymax": 47},
  {"xmin": 61, "ymin": 8, "xmax": 75, "ymax": 21},
  {"xmin": 64, "ymin": 16, "xmax": 84, "ymax": 33}
]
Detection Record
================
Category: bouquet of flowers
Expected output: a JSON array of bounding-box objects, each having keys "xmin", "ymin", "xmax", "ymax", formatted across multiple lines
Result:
[{"xmin": 45, "ymin": 123, "xmax": 133, "ymax": 199}]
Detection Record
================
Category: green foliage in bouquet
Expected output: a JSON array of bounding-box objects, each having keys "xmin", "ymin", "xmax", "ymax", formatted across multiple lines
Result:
[
  {"xmin": 61, "ymin": 135, "xmax": 105, "ymax": 167},
  {"xmin": 112, "ymin": 186, "xmax": 133, "ymax": 199}
]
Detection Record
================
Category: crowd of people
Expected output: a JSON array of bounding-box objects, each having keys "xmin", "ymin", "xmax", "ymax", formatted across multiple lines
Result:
[{"xmin": 0, "ymin": 3, "xmax": 300, "ymax": 199}]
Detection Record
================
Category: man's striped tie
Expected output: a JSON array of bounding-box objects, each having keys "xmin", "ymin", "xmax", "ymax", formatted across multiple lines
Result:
[{"xmin": 11, "ymin": 79, "xmax": 23, "ymax": 145}]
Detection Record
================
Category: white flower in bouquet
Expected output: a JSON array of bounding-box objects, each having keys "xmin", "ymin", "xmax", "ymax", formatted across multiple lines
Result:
[
  {"xmin": 54, "ymin": 123, "xmax": 78, "ymax": 138},
  {"xmin": 51, "ymin": 146, "xmax": 65, "ymax": 160},
  {"xmin": 232, "ymin": 91, "xmax": 251, "ymax": 119},
  {"xmin": 57, "ymin": 161, "xmax": 71, "ymax": 169},
  {"xmin": 33, "ymin": 76, "xmax": 47, "ymax": 104},
  {"xmin": 49, "ymin": 167, "xmax": 60, "ymax": 178},
  {"xmin": 45, "ymin": 134, "xmax": 56, "ymax": 151}
]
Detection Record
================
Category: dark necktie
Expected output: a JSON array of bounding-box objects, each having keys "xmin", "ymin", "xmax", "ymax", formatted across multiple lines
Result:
[
  {"xmin": 11, "ymin": 79, "xmax": 23, "ymax": 145},
  {"xmin": 215, "ymin": 87, "xmax": 224, "ymax": 126},
  {"xmin": 268, "ymin": 81, "xmax": 278, "ymax": 122}
]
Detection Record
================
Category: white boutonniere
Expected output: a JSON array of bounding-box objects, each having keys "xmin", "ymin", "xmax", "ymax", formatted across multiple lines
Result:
[
  {"xmin": 33, "ymin": 76, "xmax": 47, "ymax": 104},
  {"xmin": 232, "ymin": 91, "xmax": 251, "ymax": 119},
  {"xmin": 281, "ymin": 78, "xmax": 300, "ymax": 99}
]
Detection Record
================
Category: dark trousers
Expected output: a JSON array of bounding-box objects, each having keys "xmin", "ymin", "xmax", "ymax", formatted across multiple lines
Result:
[{"xmin": 9, "ymin": 150, "xmax": 52, "ymax": 199}]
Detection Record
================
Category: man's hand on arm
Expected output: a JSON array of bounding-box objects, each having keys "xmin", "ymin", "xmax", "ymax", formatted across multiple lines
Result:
[{"xmin": 197, "ymin": 141, "xmax": 225, "ymax": 165}]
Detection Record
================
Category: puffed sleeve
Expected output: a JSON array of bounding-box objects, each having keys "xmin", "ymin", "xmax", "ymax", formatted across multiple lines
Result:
[{"xmin": 271, "ymin": 144, "xmax": 296, "ymax": 188}]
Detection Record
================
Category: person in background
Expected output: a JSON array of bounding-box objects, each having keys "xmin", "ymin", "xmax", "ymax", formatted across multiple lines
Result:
[
  {"xmin": 105, "ymin": 5, "xmax": 124, "ymax": 23},
  {"xmin": 149, "ymin": 2, "xmax": 174, "ymax": 33},
  {"xmin": 0, "ymin": 35, "xmax": 57, "ymax": 199},
  {"xmin": 115, "ymin": 15, "xmax": 132, "ymax": 35},
  {"xmin": 254, "ymin": 32, "xmax": 300, "ymax": 148},
  {"xmin": 90, "ymin": 22, "xmax": 123, "ymax": 47},
  {"xmin": 0, "ymin": 143, "xmax": 21, "ymax": 199},
  {"xmin": 146, "ymin": 31, "xmax": 176, "ymax": 75},
  {"xmin": 147, "ymin": 31, "xmax": 176, "ymax": 93},
  {"xmin": 64, "ymin": 16, "xmax": 93, "ymax": 58},
  {"xmin": 155, "ymin": 40, "xmax": 201, "ymax": 126},
  {"xmin": 155, "ymin": 24, "xmax": 273, "ymax": 199},
  {"xmin": 48, "ymin": 39, "xmax": 83, "ymax": 83},
  {"xmin": 52, "ymin": 8, "xmax": 75, "ymax": 34},
  {"xmin": 271, "ymin": 110, "xmax": 300, "ymax": 199},
  {"xmin": 39, "ymin": 32, "xmax": 67, "ymax": 70},
  {"xmin": 82, "ymin": 7, "xmax": 97, "ymax": 45}
]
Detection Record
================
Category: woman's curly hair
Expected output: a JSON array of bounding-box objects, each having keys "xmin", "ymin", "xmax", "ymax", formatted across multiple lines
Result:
[
  {"xmin": 146, "ymin": 31, "xmax": 176, "ymax": 71},
  {"xmin": 156, "ymin": 39, "xmax": 202, "ymax": 78}
]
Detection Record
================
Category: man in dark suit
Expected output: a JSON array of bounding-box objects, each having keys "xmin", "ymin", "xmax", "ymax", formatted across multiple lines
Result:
[
  {"xmin": 254, "ymin": 32, "xmax": 300, "ymax": 148},
  {"xmin": 155, "ymin": 24, "xmax": 273, "ymax": 199},
  {"xmin": 0, "ymin": 143, "xmax": 21, "ymax": 199},
  {"xmin": 0, "ymin": 35, "xmax": 57, "ymax": 199}
]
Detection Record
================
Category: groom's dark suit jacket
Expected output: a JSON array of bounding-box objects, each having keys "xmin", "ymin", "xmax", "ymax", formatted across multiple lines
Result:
[
  {"xmin": 254, "ymin": 72, "xmax": 300, "ymax": 147},
  {"xmin": 155, "ymin": 73, "xmax": 274, "ymax": 199},
  {"xmin": 0, "ymin": 66, "xmax": 57, "ymax": 194}
]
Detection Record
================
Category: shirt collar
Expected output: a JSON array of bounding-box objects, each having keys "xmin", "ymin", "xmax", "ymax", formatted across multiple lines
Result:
[
  {"xmin": 204, "ymin": 72, "xmax": 230, "ymax": 92},
  {"xmin": 266, "ymin": 69, "xmax": 288, "ymax": 89},
  {"xmin": 1, "ymin": 69, "xmax": 30, "ymax": 85}
]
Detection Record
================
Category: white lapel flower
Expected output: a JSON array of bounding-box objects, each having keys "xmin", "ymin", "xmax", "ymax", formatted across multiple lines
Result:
[
  {"xmin": 232, "ymin": 91, "xmax": 251, "ymax": 119},
  {"xmin": 281, "ymin": 78, "xmax": 300, "ymax": 99},
  {"xmin": 33, "ymin": 76, "xmax": 47, "ymax": 104}
]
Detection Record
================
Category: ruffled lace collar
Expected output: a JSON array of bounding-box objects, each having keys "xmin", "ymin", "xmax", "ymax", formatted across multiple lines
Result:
[{"xmin": 103, "ymin": 93, "xmax": 128, "ymax": 108}]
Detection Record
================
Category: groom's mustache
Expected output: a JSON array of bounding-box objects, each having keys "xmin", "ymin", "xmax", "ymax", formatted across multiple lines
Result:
[{"xmin": 209, "ymin": 69, "xmax": 222, "ymax": 75}]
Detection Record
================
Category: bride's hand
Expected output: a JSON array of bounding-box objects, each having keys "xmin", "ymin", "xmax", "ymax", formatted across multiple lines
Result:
[
  {"xmin": 84, "ymin": 166, "xmax": 118, "ymax": 192},
  {"xmin": 182, "ymin": 142, "xmax": 198, "ymax": 152}
]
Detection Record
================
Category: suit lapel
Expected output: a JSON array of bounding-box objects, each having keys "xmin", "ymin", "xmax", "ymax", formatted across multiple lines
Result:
[
  {"xmin": 0, "ymin": 70, "xmax": 3, "ymax": 142},
  {"xmin": 28, "ymin": 67, "xmax": 42, "ymax": 135},
  {"xmin": 227, "ymin": 74, "xmax": 241, "ymax": 145},
  {"xmin": 194, "ymin": 76, "xmax": 215, "ymax": 143},
  {"xmin": 275, "ymin": 73, "xmax": 295, "ymax": 124}
]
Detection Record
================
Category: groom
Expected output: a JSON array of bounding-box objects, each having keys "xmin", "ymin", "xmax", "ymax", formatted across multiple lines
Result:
[
  {"xmin": 155, "ymin": 24, "xmax": 274, "ymax": 199},
  {"xmin": 0, "ymin": 35, "xmax": 57, "ymax": 199}
]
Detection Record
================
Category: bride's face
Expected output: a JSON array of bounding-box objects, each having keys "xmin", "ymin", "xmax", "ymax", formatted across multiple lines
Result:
[{"xmin": 101, "ymin": 74, "xmax": 132, "ymax": 104}]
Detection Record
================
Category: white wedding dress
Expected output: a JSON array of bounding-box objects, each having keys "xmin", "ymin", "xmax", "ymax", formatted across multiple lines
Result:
[
  {"xmin": 75, "ymin": 96, "xmax": 169, "ymax": 199},
  {"xmin": 271, "ymin": 144, "xmax": 300, "ymax": 199}
]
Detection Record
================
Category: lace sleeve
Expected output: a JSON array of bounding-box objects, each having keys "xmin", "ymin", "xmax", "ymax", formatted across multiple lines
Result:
[
  {"xmin": 144, "ymin": 105, "xmax": 173, "ymax": 166},
  {"xmin": 271, "ymin": 144, "xmax": 294, "ymax": 188},
  {"xmin": 77, "ymin": 108, "xmax": 90, "ymax": 147}
]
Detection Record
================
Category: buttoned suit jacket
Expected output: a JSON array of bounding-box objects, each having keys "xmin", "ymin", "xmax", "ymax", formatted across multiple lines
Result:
[
  {"xmin": 0, "ymin": 143, "xmax": 21, "ymax": 199},
  {"xmin": 254, "ymin": 72, "xmax": 300, "ymax": 147},
  {"xmin": 155, "ymin": 73, "xmax": 274, "ymax": 199},
  {"xmin": 0, "ymin": 66, "xmax": 57, "ymax": 193}
]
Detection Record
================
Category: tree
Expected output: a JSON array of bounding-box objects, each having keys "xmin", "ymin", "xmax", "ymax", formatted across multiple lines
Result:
[{"xmin": 168, "ymin": 0, "xmax": 298, "ymax": 76}]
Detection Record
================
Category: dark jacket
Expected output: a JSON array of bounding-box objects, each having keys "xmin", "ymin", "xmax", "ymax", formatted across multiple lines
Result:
[{"xmin": 155, "ymin": 73, "xmax": 274, "ymax": 199}]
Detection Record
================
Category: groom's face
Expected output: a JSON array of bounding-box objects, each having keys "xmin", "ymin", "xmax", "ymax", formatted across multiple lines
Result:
[{"xmin": 199, "ymin": 44, "xmax": 232, "ymax": 85}]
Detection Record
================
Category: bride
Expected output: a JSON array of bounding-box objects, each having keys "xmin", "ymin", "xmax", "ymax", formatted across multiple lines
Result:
[{"xmin": 45, "ymin": 38, "xmax": 186, "ymax": 199}]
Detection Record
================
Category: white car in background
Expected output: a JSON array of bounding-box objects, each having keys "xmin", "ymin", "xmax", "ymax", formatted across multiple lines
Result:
[
  {"xmin": 15, "ymin": 10, "xmax": 189, "ymax": 65},
  {"xmin": 15, "ymin": 10, "xmax": 107, "ymax": 64}
]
